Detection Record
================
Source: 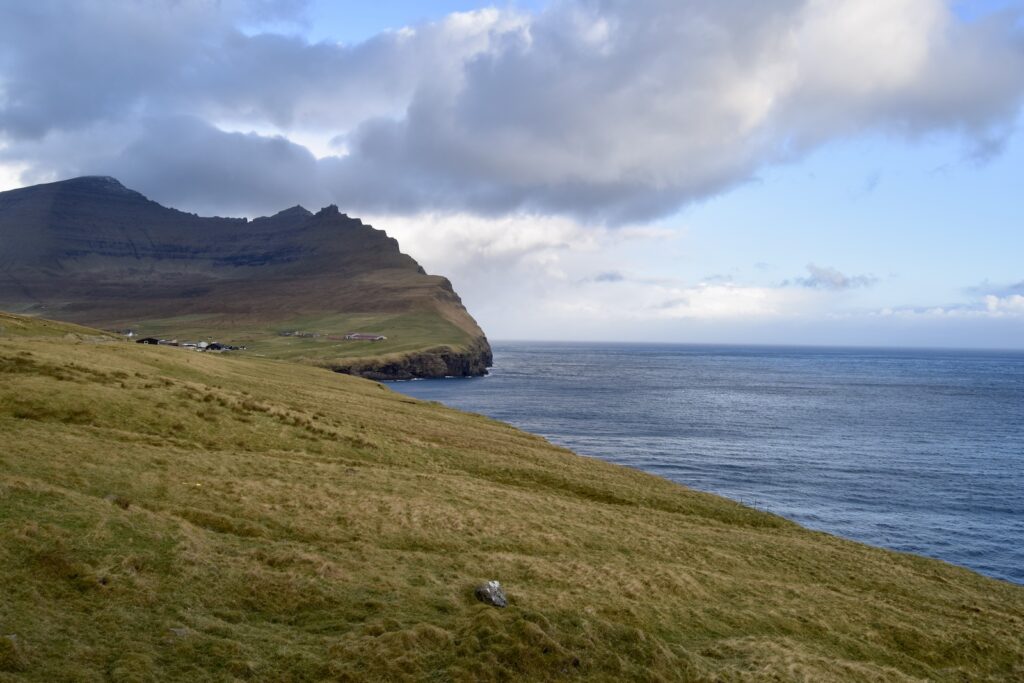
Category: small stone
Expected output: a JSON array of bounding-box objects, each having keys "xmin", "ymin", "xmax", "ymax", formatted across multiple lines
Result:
[
  {"xmin": 474, "ymin": 580, "xmax": 508, "ymax": 608},
  {"xmin": 168, "ymin": 627, "xmax": 190, "ymax": 639}
]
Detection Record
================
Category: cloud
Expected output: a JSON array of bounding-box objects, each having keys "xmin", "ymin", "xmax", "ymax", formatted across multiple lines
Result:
[
  {"xmin": 966, "ymin": 279, "xmax": 1024, "ymax": 297},
  {"xmin": 870, "ymin": 290, "xmax": 1024, "ymax": 320},
  {"xmin": 1, "ymin": 0, "xmax": 1023, "ymax": 222},
  {"xmin": 103, "ymin": 116, "xmax": 325, "ymax": 217},
  {"xmin": 984, "ymin": 294, "xmax": 1024, "ymax": 315},
  {"xmin": 370, "ymin": 211, "xmax": 856, "ymax": 338},
  {"xmin": 593, "ymin": 271, "xmax": 625, "ymax": 283},
  {"xmin": 317, "ymin": 0, "xmax": 1024, "ymax": 222},
  {"xmin": 793, "ymin": 263, "xmax": 878, "ymax": 291}
]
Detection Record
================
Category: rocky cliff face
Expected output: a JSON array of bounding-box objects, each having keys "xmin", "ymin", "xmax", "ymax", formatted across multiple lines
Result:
[
  {"xmin": 0, "ymin": 176, "xmax": 491, "ymax": 378},
  {"xmin": 329, "ymin": 337, "xmax": 494, "ymax": 381}
]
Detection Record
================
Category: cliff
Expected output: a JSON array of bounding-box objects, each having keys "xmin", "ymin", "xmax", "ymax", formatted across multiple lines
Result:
[{"xmin": 329, "ymin": 336, "xmax": 494, "ymax": 380}]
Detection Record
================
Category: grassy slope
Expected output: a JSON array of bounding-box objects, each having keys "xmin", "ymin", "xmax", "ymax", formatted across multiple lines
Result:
[
  {"xmin": 128, "ymin": 310, "xmax": 474, "ymax": 366},
  {"xmin": 1, "ymin": 319, "xmax": 1022, "ymax": 682},
  {"xmin": 0, "ymin": 312, "xmax": 117, "ymax": 340}
]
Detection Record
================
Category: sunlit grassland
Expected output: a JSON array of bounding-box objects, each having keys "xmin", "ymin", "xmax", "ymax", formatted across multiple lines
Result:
[
  {"xmin": 1, "ymin": 316, "xmax": 1022, "ymax": 681},
  {"xmin": 112, "ymin": 310, "xmax": 475, "ymax": 364}
]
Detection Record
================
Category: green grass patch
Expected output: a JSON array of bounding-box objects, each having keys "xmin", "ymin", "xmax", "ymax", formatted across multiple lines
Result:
[{"xmin": 119, "ymin": 310, "xmax": 475, "ymax": 365}]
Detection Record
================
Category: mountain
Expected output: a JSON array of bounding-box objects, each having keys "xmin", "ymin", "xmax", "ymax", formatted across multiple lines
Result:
[{"xmin": 0, "ymin": 176, "xmax": 491, "ymax": 378}]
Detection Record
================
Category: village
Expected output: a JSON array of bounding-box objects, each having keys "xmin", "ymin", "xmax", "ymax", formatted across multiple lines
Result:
[
  {"xmin": 132, "ymin": 336, "xmax": 244, "ymax": 352},
  {"xmin": 122, "ymin": 329, "xmax": 387, "ymax": 352}
]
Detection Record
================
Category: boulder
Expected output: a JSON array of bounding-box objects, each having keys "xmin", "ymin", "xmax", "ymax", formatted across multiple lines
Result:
[{"xmin": 474, "ymin": 580, "xmax": 508, "ymax": 608}]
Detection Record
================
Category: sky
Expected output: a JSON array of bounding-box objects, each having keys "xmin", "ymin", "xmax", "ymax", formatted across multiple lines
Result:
[{"xmin": 1, "ymin": 1, "xmax": 1023, "ymax": 348}]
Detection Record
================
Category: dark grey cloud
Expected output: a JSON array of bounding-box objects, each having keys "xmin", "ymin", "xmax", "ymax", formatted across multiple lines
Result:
[
  {"xmin": 0, "ymin": 0, "xmax": 494, "ymax": 140},
  {"xmin": 792, "ymin": 264, "xmax": 878, "ymax": 291},
  {"xmin": 98, "ymin": 116, "xmax": 326, "ymax": 217},
  {"xmin": 2, "ymin": 0, "xmax": 1024, "ymax": 222}
]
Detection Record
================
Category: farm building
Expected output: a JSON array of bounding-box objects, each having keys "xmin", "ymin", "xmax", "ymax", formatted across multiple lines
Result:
[{"xmin": 344, "ymin": 333, "xmax": 387, "ymax": 341}]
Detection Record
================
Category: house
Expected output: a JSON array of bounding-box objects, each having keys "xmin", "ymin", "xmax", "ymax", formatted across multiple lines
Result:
[
  {"xmin": 344, "ymin": 333, "xmax": 387, "ymax": 341},
  {"xmin": 136, "ymin": 337, "xmax": 160, "ymax": 345}
]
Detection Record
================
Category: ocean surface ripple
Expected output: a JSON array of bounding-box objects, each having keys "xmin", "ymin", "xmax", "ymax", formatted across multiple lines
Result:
[{"xmin": 392, "ymin": 342, "xmax": 1024, "ymax": 584}]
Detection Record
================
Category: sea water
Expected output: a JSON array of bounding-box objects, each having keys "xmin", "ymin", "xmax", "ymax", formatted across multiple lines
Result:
[{"xmin": 391, "ymin": 342, "xmax": 1024, "ymax": 584}]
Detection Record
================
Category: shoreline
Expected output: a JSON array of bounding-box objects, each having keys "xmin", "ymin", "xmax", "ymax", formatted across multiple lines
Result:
[{"xmin": 391, "ymin": 342, "xmax": 1024, "ymax": 586}]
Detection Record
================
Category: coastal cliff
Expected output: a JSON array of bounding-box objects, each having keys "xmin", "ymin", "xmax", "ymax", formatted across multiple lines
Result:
[
  {"xmin": 0, "ymin": 176, "xmax": 490, "ymax": 377},
  {"xmin": 328, "ymin": 335, "xmax": 493, "ymax": 380}
]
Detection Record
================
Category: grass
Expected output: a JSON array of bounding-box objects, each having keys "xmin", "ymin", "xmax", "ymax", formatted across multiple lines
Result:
[
  {"xmin": 1, "ymin": 314, "xmax": 1022, "ymax": 681},
  {"xmin": 113, "ymin": 310, "xmax": 476, "ymax": 366},
  {"xmin": 0, "ymin": 312, "xmax": 117, "ymax": 340}
]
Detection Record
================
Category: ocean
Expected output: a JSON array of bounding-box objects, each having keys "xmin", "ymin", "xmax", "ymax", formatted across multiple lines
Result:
[{"xmin": 390, "ymin": 342, "xmax": 1024, "ymax": 585}]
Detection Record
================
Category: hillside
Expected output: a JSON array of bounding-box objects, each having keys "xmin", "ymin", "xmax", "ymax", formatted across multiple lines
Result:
[
  {"xmin": 0, "ymin": 176, "xmax": 491, "ymax": 379},
  {"xmin": 1, "ymin": 313, "xmax": 1022, "ymax": 681}
]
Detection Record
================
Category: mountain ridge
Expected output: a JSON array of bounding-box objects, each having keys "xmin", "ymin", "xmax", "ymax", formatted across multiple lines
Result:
[{"xmin": 0, "ymin": 176, "xmax": 491, "ymax": 379}]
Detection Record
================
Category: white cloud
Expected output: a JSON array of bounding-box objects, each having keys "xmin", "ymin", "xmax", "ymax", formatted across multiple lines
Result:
[
  {"xmin": 1, "ymin": 0, "xmax": 1022, "ymax": 222},
  {"xmin": 985, "ymin": 294, "xmax": 1024, "ymax": 315},
  {"xmin": 365, "ymin": 211, "xmax": 858, "ymax": 340},
  {"xmin": 372, "ymin": 209, "xmax": 1024, "ymax": 341},
  {"xmin": 873, "ymin": 294, "xmax": 1024, "ymax": 320}
]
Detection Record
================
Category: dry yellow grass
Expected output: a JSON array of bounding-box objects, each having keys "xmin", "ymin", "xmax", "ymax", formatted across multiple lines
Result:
[{"xmin": 1, "ymin": 314, "xmax": 1022, "ymax": 681}]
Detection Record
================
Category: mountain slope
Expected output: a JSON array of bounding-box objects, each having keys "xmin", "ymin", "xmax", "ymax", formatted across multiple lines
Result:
[
  {"xmin": 0, "ymin": 176, "xmax": 491, "ymax": 378},
  {"xmin": 1, "ymin": 314, "xmax": 1022, "ymax": 681}
]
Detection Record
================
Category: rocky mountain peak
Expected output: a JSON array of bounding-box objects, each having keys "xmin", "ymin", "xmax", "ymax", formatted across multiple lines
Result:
[{"xmin": 277, "ymin": 205, "xmax": 312, "ymax": 217}]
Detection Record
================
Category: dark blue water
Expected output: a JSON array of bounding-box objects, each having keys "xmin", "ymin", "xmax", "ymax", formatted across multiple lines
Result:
[{"xmin": 391, "ymin": 342, "xmax": 1024, "ymax": 584}]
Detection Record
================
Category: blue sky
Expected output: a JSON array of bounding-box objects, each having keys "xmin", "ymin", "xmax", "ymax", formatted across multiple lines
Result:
[
  {"xmin": 1, "ymin": 0, "xmax": 1023, "ymax": 347},
  {"xmin": 678, "ymin": 127, "xmax": 1024, "ymax": 306},
  {"xmin": 298, "ymin": 1, "xmax": 547, "ymax": 43}
]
